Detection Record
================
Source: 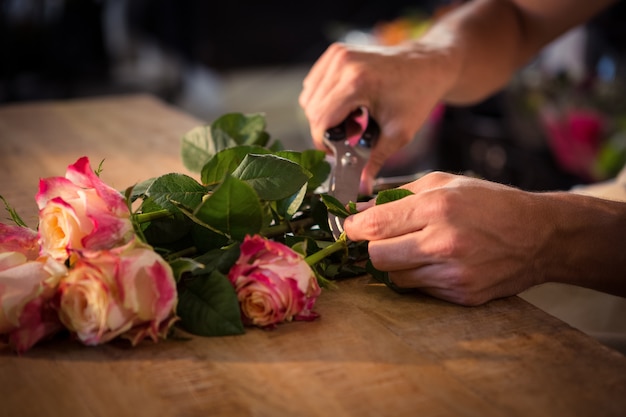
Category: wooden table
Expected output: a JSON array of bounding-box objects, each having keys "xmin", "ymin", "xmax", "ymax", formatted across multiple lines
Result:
[{"xmin": 1, "ymin": 94, "xmax": 625, "ymax": 417}]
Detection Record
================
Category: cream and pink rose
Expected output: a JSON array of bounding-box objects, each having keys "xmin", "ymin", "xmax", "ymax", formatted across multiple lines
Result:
[
  {"xmin": 57, "ymin": 239, "xmax": 178, "ymax": 346},
  {"xmin": 0, "ymin": 223, "xmax": 40, "ymax": 260},
  {"xmin": 36, "ymin": 156, "xmax": 135, "ymax": 262},
  {"xmin": 228, "ymin": 235, "xmax": 321, "ymax": 328},
  {"xmin": 0, "ymin": 224, "xmax": 68, "ymax": 353}
]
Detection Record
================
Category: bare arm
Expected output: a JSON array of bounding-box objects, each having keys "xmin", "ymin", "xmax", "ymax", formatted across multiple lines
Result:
[
  {"xmin": 424, "ymin": 0, "xmax": 618, "ymax": 103},
  {"xmin": 299, "ymin": 0, "xmax": 617, "ymax": 192}
]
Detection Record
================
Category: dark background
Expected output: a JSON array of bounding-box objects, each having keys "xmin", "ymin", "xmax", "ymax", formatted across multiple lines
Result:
[
  {"xmin": 0, "ymin": 0, "xmax": 439, "ymax": 101},
  {"xmin": 2, "ymin": 0, "xmax": 625, "ymax": 191}
]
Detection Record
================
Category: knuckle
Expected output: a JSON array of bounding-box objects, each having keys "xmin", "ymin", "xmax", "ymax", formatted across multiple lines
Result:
[
  {"xmin": 445, "ymin": 270, "xmax": 486, "ymax": 306},
  {"xmin": 358, "ymin": 211, "xmax": 389, "ymax": 240}
]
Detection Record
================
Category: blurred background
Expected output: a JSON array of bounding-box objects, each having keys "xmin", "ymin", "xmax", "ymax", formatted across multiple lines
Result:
[
  {"xmin": 2, "ymin": 0, "xmax": 626, "ymax": 192},
  {"xmin": 2, "ymin": 0, "xmax": 626, "ymax": 351}
]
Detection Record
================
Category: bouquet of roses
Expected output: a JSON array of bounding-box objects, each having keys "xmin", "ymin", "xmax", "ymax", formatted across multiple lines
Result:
[{"xmin": 1, "ymin": 112, "xmax": 398, "ymax": 354}]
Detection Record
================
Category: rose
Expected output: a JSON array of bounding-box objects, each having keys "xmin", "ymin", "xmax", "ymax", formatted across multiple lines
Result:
[
  {"xmin": 57, "ymin": 239, "xmax": 178, "ymax": 346},
  {"xmin": 0, "ymin": 224, "xmax": 68, "ymax": 353},
  {"xmin": 0, "ymin": 223, "xmax": 40, "ymax": 260},
  {"xmin": 227, "ymin": 235, "xmax": 321, "ymax": 328},
  {"xmin": 36, "ymin": 156, "xmax": 135, "ymax": 262}
]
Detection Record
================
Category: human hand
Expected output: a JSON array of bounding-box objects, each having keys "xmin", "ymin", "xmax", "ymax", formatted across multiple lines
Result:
[
  {"xmin": 343, "ymin": 172, "xmax": 551, "ymax": 305},
  {"xmin": 299, "ymin": 42, "xmax": 455, "ymax": 195}
]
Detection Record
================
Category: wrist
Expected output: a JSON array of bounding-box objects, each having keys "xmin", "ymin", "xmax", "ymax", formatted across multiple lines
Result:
[
  {"xmin": 405, "ymin": 29, "xmax": 463, "ymax": 104},
  {"xmin": 538, "ymin": 192, "xmax": 626, "ymax": 295}
]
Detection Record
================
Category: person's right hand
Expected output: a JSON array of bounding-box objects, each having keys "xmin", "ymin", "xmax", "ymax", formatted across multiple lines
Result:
[{"xmin": 299, "ymin": 41, "xmax": 456, "ymax": 195}]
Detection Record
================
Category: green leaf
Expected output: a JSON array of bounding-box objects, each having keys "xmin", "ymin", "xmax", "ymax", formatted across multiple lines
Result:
[
  {"xmin": 177, "ymin": 269, "xmax": 244, "ymax": 336},
  {"xmin": 232, "ymin": 154, "xmax": 312, "ymax": 201},
  {"xmin": 140, "ymin": 197, "xmax": 190, "ymax": 245},
  {"xmin": 200, "ymin": 145, "xmax": 271, "ymax": 186},
  {"xmin": 141, "ymin": 173, "xmax": 206, "ymax": 212},
  {"xmin": 190, "ymin": 222, "xmax": 230, "ymax": 253},
  {"xmin": 191, "ymin": 244, "xmax": 241, "ymax": 276},
  {"xmin": 168, "ymin": 257, "xmax": 204, "ymax": 283},
  {"xmin": 0, "ymin": 195, "xmax": 27, "ymax": 227},
  {"xmin": 128, "ymin": 177, "xmax": 155, "ymax": 202},
  {"xmin": 275, "ymin": 183, "xmax": 307, "ymax": 218},
  {"xmin": 276, "ymin": 149, "xmax": 331, "ymax": 191},
  {"xmin": 211, "ymin": 113, "xmax": 270, "ymax": 147},
  {"xmin": 193, "ymin": 174, "xmax": 263, "ymax": 241},
  {"xmin": 375, "ymin": 188, "xmax": 414, "ymax": 205},
  {"xmin": 320, "ymin": 194, "xmax": 351, "ymax": 218},
  {"xmin": 269, "ymin": 140, "xmax": 285, "ymax": 151},
  {"xmin": 180, "ymin": 125, "xmax": 238, "ymax": 173}
]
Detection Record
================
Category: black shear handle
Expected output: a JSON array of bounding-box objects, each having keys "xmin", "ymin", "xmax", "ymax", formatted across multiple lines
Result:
[{"xmin": 324, "ymin": 108, "xmax": 379, "ymax": 149}]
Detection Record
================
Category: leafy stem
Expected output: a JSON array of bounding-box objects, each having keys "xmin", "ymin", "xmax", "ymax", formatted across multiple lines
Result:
[
  {"xmin": 260, "ymin": 217, "xmax": 316, "ymax": 239},
  {"xmin": 305, "ymin": 232, "xmax": 349, "ymax": 266},
  {"xmin": 134, "ymin": 209, "xmax": 174, "ymax": 223}
]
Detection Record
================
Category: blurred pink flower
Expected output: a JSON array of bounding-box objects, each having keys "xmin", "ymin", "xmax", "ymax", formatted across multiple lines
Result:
[
  {"xmin": 542, "ymin": 108, "xmax": 606, "ymax": 181},
  {"xmin": 0, "ymin": 223, "xmax": 39, "ymax": 260}
]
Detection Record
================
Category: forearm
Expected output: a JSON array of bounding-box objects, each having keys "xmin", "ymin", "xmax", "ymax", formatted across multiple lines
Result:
[
  {"xmin": 539, "ymin": 192, "xmax": 626, "ymax": 296},
  {"xmin": 416, "ymin": 0, "xmax": 617, "ymax": 104}
]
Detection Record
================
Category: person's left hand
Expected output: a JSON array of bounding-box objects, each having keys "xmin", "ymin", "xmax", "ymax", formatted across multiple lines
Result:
[{"xmin": 343, "ymin": 171, "xmax": 550, "ymax": 305}]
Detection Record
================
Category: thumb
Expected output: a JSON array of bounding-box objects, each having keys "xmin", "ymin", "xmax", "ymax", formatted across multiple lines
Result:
[{"xmin": 360, "ymin": 146, "xmax": 391, "ymax": 195}]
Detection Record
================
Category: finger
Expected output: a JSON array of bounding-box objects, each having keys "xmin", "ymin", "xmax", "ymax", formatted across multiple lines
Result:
[
  {"xmin": 353, "ymin": 198, "xmax": 376, "ymax": 212},
  {"xmin": 388, "ymin": 267, "xmax": 494, "ymax": 307},
  {"xmin": 361, "ymin": 148, "xmax": 390, "ymax": 195},
  {"xmin": 306, "ymin": 89, "xmax": 363, "ymax": 152},
  {"xmin": 360, "ymin": 126, "xmax": 416, "ymax": 193},
  {"xmin": 400, "ymin": 171, "xmax": 459, "ymax": 193},
  {"xmin": 359, "ymin": 168, "xmax": 374, "ymax": 196},
  {"xmin": 344, "ymin": 194, "xmax": 429, "ymax": 241},
  {"xmin": 388, "ymin": 264, "xmax": 451, "ymax": 288},
  {"xmin": 299, "ymin": 43, "xmax": 344, "ymax": 107},
  {"xmin": 366, "ymin": 232, "xmax": 435, "ymax": 271},
  {"xmin": 301, "ymin": 44, "xmax": 355, "ymax": 123}
]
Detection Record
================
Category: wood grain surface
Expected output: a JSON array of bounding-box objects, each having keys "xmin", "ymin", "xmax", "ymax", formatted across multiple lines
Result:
[{"xmin": 1, "ymin": 95, "xmax": 625, "ymax": 417}]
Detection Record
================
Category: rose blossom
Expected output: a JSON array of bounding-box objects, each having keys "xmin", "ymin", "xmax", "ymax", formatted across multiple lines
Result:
[
  {"xmin": 36, "ymin": 156, "xmax": 134, "ymax": 262},
  {"xmin": 0, "ymin": 223, "xmax": 68, "ymax": 353},
  {"xmin": 0, "ymin": 223, "xmax": 40, "ymax": 260},
  {"xmin": 228, "ymin": 235, "xmax": 321, "ymax": 328},
  {"xmin": 57, "ymin": 239, "xmax": 178, "ymax": 346}
]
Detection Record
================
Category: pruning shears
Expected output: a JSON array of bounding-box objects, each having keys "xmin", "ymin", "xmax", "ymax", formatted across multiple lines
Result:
[{"xmin": 323, "ymin": 107, "xmax": 379, "ymax": 240}]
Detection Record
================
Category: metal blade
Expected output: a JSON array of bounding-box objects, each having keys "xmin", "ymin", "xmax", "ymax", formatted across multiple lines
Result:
[{"xmin": 323, "ymin": 109, "xmax": 378, "ymax": 240}]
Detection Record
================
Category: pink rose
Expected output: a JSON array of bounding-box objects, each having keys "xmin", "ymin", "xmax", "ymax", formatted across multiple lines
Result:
[
  {"xmin": 0, "ymin": 223, "xmax": 68, "ymax": 353},
  {"xmin": 36, "ymin": 156, "xmax": 134, "ymax": 262},
  {"xmin": 57, "ymin": 239, "xmax": 178, "ymax": 346},
  {"xmin": 0, "ymin": 223, "xmax": 40, "ymax": 260},
  {"xmin": 228, "ymin": 235, "xmax": 321, "ymax": 328}
]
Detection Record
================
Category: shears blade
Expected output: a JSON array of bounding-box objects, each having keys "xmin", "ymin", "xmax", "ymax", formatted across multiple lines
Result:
[{"xmin": 324, "ymin": 107, "xmax": 379, "ymax": 239}]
